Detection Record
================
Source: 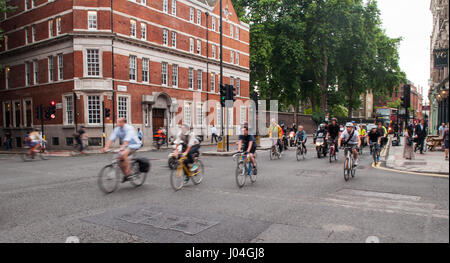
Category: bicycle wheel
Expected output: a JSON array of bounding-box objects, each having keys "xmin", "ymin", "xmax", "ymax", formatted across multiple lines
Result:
[
  {"xmin": 21, "ymin": 152, "xmax": 33, "ymax": 162},
  {"xmin": 170, "ymin": 164, "xmax": 185, "ymax": 191},
  {"xmin": 372, "ymin": 148, "xmax": 377, "ymax": 164},
  {"xmin": 329, "ymin": 148, "xmax": 333, "ymax": 163},
  {"xmin": 191, "ymin": 160, "xmax": 204, "ymax": 185},
  {"xmin": 296, "ymin": 148, "xmax": 301, "ymax": 161},
  {"xmin": 235, "ymin": 161, "xmax": 246, "ymax": 188},
  {"xmin": 249, "ymin": 161, "xmax": 257, "ymax": 183},
  {"xmin": 344, "ymin": 158, "xmax": 350, "ymax": 181},
  {"xmin": 351, "ymin": 165, "xmax": 356, "ymax": 178},
  {"xmin": 129, "ymin": 161, "xmax": 148, "ymax": 187},
  {"xmin": 39, "ymin": 149, "xmax": 49, "ymax": 160},
  {"xmin": 269, "ymin": 147, "xmax": 274, "ymax": 160},
  {"xmin": 168, "ymin": 157, "xmax": 178, "ymax": 170},
  {"xmin": 98, "ymin": 165, "xmax": 120, "ymax": 194}
]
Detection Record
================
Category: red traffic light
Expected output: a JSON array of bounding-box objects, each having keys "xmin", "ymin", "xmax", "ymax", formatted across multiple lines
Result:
[{"xmin": 51, "ymin": 101, "xmax": 56, "ymax": 106}]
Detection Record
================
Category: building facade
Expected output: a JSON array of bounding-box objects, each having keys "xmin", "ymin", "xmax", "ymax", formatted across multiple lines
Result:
[
  {"xmin": 429, "ymin": 0, "xmax": 449, "ymax": 134},
  {"xmin": 375, "ymin": 83, "xmax": 423, "ymax": 121},
  {"xmin": 0, "ymin": 0, "xmax": 250, "ymax": 149},
  {"xmin": 351, "ymin": 90, "xmax": 374, "ymax": 119}
]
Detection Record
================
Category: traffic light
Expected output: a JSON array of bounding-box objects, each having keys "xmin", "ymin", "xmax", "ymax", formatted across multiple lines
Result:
[
  {"xmin": 401, "ymin": 84, "xmax": 411, "ymax": 109},
  {"xmin": 104, "ymin": 108, "xmax": 111, "ymax": 118},
  {"xmin": 227, "ymin": 84, "xmax": 236, "ymax": 102},
  {"xmin": 36, "ymin": 105, "xmax": 43, "ymax": 120},
  {"xmin": 45, "ymin": 100, "xmax": 56, "ymax": 120},
  {"xmin": 219, "ymin": 83, "xmax": 226, "ymax": 107}
]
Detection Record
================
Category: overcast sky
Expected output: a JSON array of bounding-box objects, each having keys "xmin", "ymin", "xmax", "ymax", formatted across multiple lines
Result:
[{"xmin": 376, "ymin": 0, "xmax": 432, "ymax": 103}]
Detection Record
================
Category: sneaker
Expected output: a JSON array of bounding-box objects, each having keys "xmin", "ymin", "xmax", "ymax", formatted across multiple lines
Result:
[
  {"xmin": 354, "ymin": 160, "xmax": 359, "ymax": 166},
  {"xmin": 253, "ymin": 166, "xmax": 257, "ymax": 175},
  {"xmin": 190, "ymin": 164, "xmax": 198, "ymax": 172},
  {"xmin": 122, "ymin": 176, "xmax": 130, "ymax": 183}
]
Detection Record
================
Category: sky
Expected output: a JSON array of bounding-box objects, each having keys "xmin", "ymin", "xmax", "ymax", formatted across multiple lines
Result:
[{"xmin": 376, "ymin": 0, "xmax": 433, "ymax": 103}]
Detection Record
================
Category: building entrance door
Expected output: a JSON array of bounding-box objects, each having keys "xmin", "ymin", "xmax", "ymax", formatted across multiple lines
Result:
[{"xmin": 152, "ymin": 108, "xmax": 166, "ymax": 134}]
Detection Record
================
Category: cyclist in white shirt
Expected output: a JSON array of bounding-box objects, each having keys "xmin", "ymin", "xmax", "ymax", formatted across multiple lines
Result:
[{"xmin": 339, "ymin": 122, "xmax": 361, "ymax": 166}]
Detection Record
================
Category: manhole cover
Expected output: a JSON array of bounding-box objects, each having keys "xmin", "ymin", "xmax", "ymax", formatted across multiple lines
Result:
[{"xmin": 170, "ymin": 217, "xmax": 219, "ymax": 235}]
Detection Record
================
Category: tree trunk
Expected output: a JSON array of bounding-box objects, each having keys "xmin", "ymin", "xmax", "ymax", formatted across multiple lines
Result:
[
  {"xmin": 320, "ymin": 50, "xmax": 328, "ymax": 113},
  {"xmin": 311, "ymin": 91, "xmax": 316, "ymax": 113}
]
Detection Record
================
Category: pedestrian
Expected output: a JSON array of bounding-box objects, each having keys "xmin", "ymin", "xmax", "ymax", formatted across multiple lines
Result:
[
  {"xmin": 137, "ymin": 128, "xmax": 143, "ymax": 141},
  {"xmin": 403, "ymin": 124, "xmax": 414, "ymax": 160},
  {"xmin": 444, "ymin": 122, "xmax": 449, "ymax": 161},
  {"xmin": 414, "ymin": 119, "xmax": 427, "ymax": 154},
  {"xmin": 4, "ymin": 130, "xmax": 12, "ymax": 150},
  {"xmin": 210, "ymin": 125, "xmax": 218, "ymax": 143},
  {"xmin": 73, "ymin": 126, "xmax": 87, "ymax": 154},
  {"xmin": 439, "ymin": 123, "xmax": 446, "ymax": 137}
]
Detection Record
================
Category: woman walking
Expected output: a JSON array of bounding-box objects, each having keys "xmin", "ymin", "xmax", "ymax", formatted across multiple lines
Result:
[{"xmin": 403, "ymin": 124, "xmax": 414, "ymax": 160}]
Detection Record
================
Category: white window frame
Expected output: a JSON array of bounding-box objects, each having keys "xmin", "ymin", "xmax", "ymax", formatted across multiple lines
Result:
[
  {"xmin": 171, "ymin": 31, "xmax": 176, "ymax": 47},
  {"xmin": 172, "ymin": 64, "xmax": 178, "ymax": 87},
  {"xmin": 12, "ymin": 100, "xmax": 21, "ymax": 128},
  {"xmin": 163, "ymin": 29, "xmax": 168, "ymax": 46},
  {"xmin": 63, "ymin": 94, "xmax": 74, "ymax": 125},
  {"xmin": 189, "ymin": 38, "xmax": 194, "ymax": 53},
  {"xmin": 212, "ymin": 16, "xmax": 216, "ymax": 31},
  {"xmin": 33, "ymin": 59, "xmax": 39, "ymax": 84},
  {"xmin": 31, "ymin": 25, "xmax": 36, "ymax": 42},
  {"xmin": 161, "ymin": 62, "xmax": 168, "ymax": 86},
  {"xmin": 5, "ymin": 66, "xmax": 10, "ymax": 90},
  {"xmin": 210, "ymin": 73, "xmax": 215, "ymax": 93},
  {"xmin": 142, "ymin": 58, "xmax": 149, "ymax": 83},
  {"xmin": 85, "ymin": 49, "xmax": 101, "ymax": 77},
  {"xmin": 25, "ymin": 27, "xmax": 29, "ymax": 44},
  {"xmin": 86, "ymin": 95, "xmax": 102, "ymax": 125},
  {"xmin": 129, "ymin": 55, "xmax": 137, "ymax": 81},
  {"xmin": 230, "ymin": 24, "xmax": 234, "ymax": 38},
  {"xmin": 48, "ymin": 56, "xmax": 54, "ymax": 82},
  {"xmin": 230, "ymin": 50, "xmax": 234, "ymax": 64},
  {"xmin": 130, "ymin": 20, "xmax": 137, "ymax": 37},
  {"xmin": 57, "ymin": 53, "xmax": 63, "ymax": 80},
  {"xmin": 184, "ymin": 101, "xmax": 192, "ymax": 126},
  {"xmin": 171, "ymin": 0, "xmax": 176, "ymax": 15},
  {"xmin": 216, "ymin": 104, "xmax": 222, "ymax": 128},
  {"xmin": 117, "ymin": 95, "xmax": 130, "ymax": 122},
  {"xmin": 236, "ymin": 78, "xmax": 241, "ymax": 96},
  {"xmin": 196, "ymin": 39, "xmax": 201, "ymax": 54},
  {"xmin": 88, "ymin": 11, "xmax": 97, "ymax": 30},
  {"xmin": 230, "ymin": 76, "xmax": 234, "ymax": 87},
  {"xmin": 56, "ymin": 17, "xmax": 61, "ymax": 35},
  {"xmin": 197, "ymin": 70, "xmax": 202, "ymax": 91},
  {"xmin": 197, "ymin": 10, "xmax": 201, "ymax": 25},
  {"xmin": 240, "ymin": 106, "xmax": 246, "ymax": 125},
  {"xmin": 189, "ymin": 7, "xmax": 194, "ymax": 22},
  {"xmin": 48, "ymin": 20, "xmax": 53, "ymax": 38},
  {"xmin": 228, "ymin": 107, "xmax": 233, "ymax": 128},
  {"xmin": 188, "ymin": 67, "xmax": 194, "ymax": 89},
  {"xmin": 196, "ymin": 102, "xmax": 204, "ymax": 126},
  {"xmin": 23, "ymin": 98, "xmax": 33, "ymax": 128},
  {"xmin": 236, "ymin": 52, "xmax": 239, "ymax": 65},
  {"xmin": 141, "ymin": 0, "xmax": 146, "ymax": 5},
  {"xmin": 236, "ymin": 27, "xmax": 239, "ymax": 39},
  {"xmin": 212, "ymin": 45, "xmax": 216, "ymax": 59},
  {"xmin": 25, "ymin": 62, "xmax": 31, "ymax": 86},
  {"xmin": 162, "ymin": 0, "xmax": 168, "ymax": 13},
  {"xmin": 141, "ymin": 23, "xmax": 147, "ymax": 40}
]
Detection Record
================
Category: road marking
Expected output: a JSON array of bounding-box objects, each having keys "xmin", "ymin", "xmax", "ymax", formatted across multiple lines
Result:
[
  {"xmin": 372, "ymin": 162, "xmax": 449, "ymax": 178},
  {"xmin": 65, "ymin": 236, "xmax": 80, "ymax": 243},
  {"xmin": 366, "ymin": 236, "xmax": 380, "ymax": 243}
]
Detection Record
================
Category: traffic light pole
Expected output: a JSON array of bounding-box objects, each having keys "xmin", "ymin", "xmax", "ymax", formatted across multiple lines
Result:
[
  {"xmin": 102, "ymin": 101, "xmax": 105, "ymax": 147},
  {"xmin": 39, "ymin": 104, "xmax": 44, "ymax": 140},
  {"xmin": 220, "ymin": 0, "xmax": 224, "ymax": 139}
]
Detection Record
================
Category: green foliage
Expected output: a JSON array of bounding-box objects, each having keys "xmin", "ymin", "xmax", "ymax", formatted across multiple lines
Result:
[
  {"xmin": 304, "ymin": 108, "xmax": 313, "ymax": 115},
  {"xmin": 0, "ymin": 0, "xmax": 17, "ymax": 43},
  {"xmin": 387, "ymin": 99, "xmax": 401, "ymax": 109},
  {"xmin": 312, "ymin": 111, "xmax": 325, "ymax": 125},
  {"xmin": 232, "ymin": 0, "xmax": 405, "ymax": 118},
  {"xmin": 331, "ymin": 104, "xmax": 348, "ymax": 118}
]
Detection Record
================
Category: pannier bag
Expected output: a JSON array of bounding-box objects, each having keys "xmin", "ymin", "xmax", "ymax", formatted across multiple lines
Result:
[{"xmin": 136, "ymin": 157, "xmax": 150, "ymax": 173}]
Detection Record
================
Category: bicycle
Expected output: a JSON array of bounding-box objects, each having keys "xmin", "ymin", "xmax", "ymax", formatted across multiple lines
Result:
[
  {"xmin": 71, "ymin": 139, "xmax": 89, "ymax": 156},
  {"xmin": 233, "ymin": 151, "xmax": 257, "ymax": 188},
  {"xmin": 328, "ymin": 139, "xmax": 337, "ymax": 163},
  {"xmin": 370, "ymin": 142, "xmax": 380, "ymax": 165},
  {"xmin": 296, "ymin": 141, "xmax": 306, "ymax": 161},
  {"xmin": 170, "ymin": 152, "xmax": 204, "ymax": 191},
  {"xmin": 269, "ymin": 139, "xmax": 281, "ymax": 160},
  {"xmin": 343, "ymin": 145, "xmax": 357, "ymax": 181},
  {"xmin": 21, "ymin": 139, "xmax": 49, "ymax": 162},
  {"xmin": 98, "ymin": 150, "xmax": 149, "ymax": 194}
]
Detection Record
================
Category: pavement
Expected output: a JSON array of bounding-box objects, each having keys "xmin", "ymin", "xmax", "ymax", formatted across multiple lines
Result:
[
  {"xmin": 0, "ymin": 141, "xmax": 447, "ymax": 243},
  {"xmin": 386, "ymin": 137, "xmax": 449, "ymax": 175}
]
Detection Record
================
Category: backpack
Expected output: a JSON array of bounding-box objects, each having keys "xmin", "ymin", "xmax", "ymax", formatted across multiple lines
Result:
[{"xmin": 136, "ymin": 157, "xmax": 150, "ymax": 173}]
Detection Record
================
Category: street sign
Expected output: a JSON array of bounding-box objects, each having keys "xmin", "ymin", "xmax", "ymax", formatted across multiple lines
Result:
[{"xmin": 56, "ymin": 103, "xmax": 62, "ymax": 109}]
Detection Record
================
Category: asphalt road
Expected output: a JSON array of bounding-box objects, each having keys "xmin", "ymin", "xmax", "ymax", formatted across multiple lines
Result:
[{"xmin": 0, "ymin": 144, "xmax": 448, "ymax": 243}]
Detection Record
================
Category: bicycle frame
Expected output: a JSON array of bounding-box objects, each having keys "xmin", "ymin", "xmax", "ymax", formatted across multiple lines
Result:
[{"xmin": 176, "ymin": 155, "xmax": 200, "ymax": 177}]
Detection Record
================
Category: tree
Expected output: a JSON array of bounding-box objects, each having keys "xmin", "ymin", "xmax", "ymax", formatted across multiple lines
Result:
[{"xmin": 0, "ymin": 0, "xmax": 16, "ymax": 44}]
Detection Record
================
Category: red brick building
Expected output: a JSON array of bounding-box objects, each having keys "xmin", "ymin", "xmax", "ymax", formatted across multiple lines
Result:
[{"xmin": 0, "ymin": 0, "xmax": 250, "ymax": 148}]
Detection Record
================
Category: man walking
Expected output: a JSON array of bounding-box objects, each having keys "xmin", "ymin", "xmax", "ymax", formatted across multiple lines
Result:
[
  {"xmin": 211, "ymin": 125, "xmax": 218, "ymax": 143},
  {"xmin": 414, "ymin": 119, "xmax": 427, "ymax": 154}
]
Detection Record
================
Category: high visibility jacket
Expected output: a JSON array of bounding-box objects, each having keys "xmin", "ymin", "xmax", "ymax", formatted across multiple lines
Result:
[{"xmin": 268, "ymin": 124, "xmax": 283, "ymax": 139}]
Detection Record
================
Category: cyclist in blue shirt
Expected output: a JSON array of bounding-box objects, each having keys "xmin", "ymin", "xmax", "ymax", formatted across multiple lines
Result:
[
  {"xmin": 102, "ymin": 118, "xmax": 142, "ymax": 182},
  {"xmin": 295, "ymin": 125, "xmax": 307, "ymax": 153}
]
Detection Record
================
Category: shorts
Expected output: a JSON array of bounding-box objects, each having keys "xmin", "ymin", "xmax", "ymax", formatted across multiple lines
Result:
[
  {"xmin": 27, "ymin": 141, "xmax": 38, "ymax": 147},
  {"xmin": 445, "ymin": 140, "xmax": 449, "ymax": 149}
]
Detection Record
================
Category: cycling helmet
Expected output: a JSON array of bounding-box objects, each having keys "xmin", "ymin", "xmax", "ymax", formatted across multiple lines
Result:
[
  {"xmin": 345, "ymin": 122, "xmax": 354, "ymax": 127},
  {"xmin": 331, "ymin": 117, "xmax": 337, "ymax": 122},
  {"xmin": 319, "ymin": 124, "xmax": 325, "ymax": 129},
  {"xmin": 280, "ymin": 123, "xmax": 285, "ymax": 128}
]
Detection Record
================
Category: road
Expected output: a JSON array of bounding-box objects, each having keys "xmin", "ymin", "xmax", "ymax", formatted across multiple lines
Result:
[{"xmin": 0, "ymin": 144, "xmax": 448, "ymax": 243}]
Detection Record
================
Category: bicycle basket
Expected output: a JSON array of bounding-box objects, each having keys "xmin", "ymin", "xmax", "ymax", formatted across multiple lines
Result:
[{"xmin": 136, "ymin": 157, "xmax": 150, "ymax": 173}]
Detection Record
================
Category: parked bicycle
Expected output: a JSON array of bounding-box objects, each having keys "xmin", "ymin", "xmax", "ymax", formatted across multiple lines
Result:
[
  {"xmin": 98, "ymin": 150, "xmax": 150, "ymax": 194},
  {"xmin": 170, "ymin": 153, "xmax": 204, "ymax": 191},
  {"xmin": 21, "ymin": 139, "xmax": 49, "ymax": 162},
  {"xmin": 343, "ymin": 145, "xmax": 357, "ymax": 181},
  {"xmin": 233, "ymin": 151, "xmax": 257, "ymax": 188},
  {"xmin": 269, "ymin": 139, "xmax": 281, "ymax": 160}
]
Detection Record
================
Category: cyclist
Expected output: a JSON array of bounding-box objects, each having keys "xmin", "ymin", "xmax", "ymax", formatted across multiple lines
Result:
[
  {"xmin": 26, "ymin": 129, "xmax": 43, "ymax": 157},
  {"xmin": 280, "ymin": 123, "xmax": 288, "ymax": 150},
  {"xmin": 102, "ymin": 118, "xmax": 142, "ymax": 182},
  {"xmin": 359, "ymin": 125, "xmax": 367, "ymax": 147},
  {"xmin": 367, "ymin": 126, "xmax": 382, "ymax": 162},
  {"xmin": 338, "ymin": 122, "xmax": 361, "ymax": 166},
  {"xmin": 268, "ymin": 119, "xmax": 283, "ymax": 155},
  {"xmin": 295, "ymin": 125, "xmax": 307, "ymax": 153},
  {"xmin": 237, "ymin": 125, "xmax": 257, "ymax": 175},
  {"xmin": 173, "ymin": 124, "xmax": 200, "ymax": 174},
  {"xmin": 315, "ymin": 123, "xmax": 328, "ymax": 150},
  {"xmin": 377, "ymin": 122, "xmax": 388, "ymax": 148},
  {"xmin": 74, "ymin": 126, "xmax": 87, "ymax": 154},
  {"xmin": 326, "ymin": 117, "xmax": 341, "ymax": 155}
]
